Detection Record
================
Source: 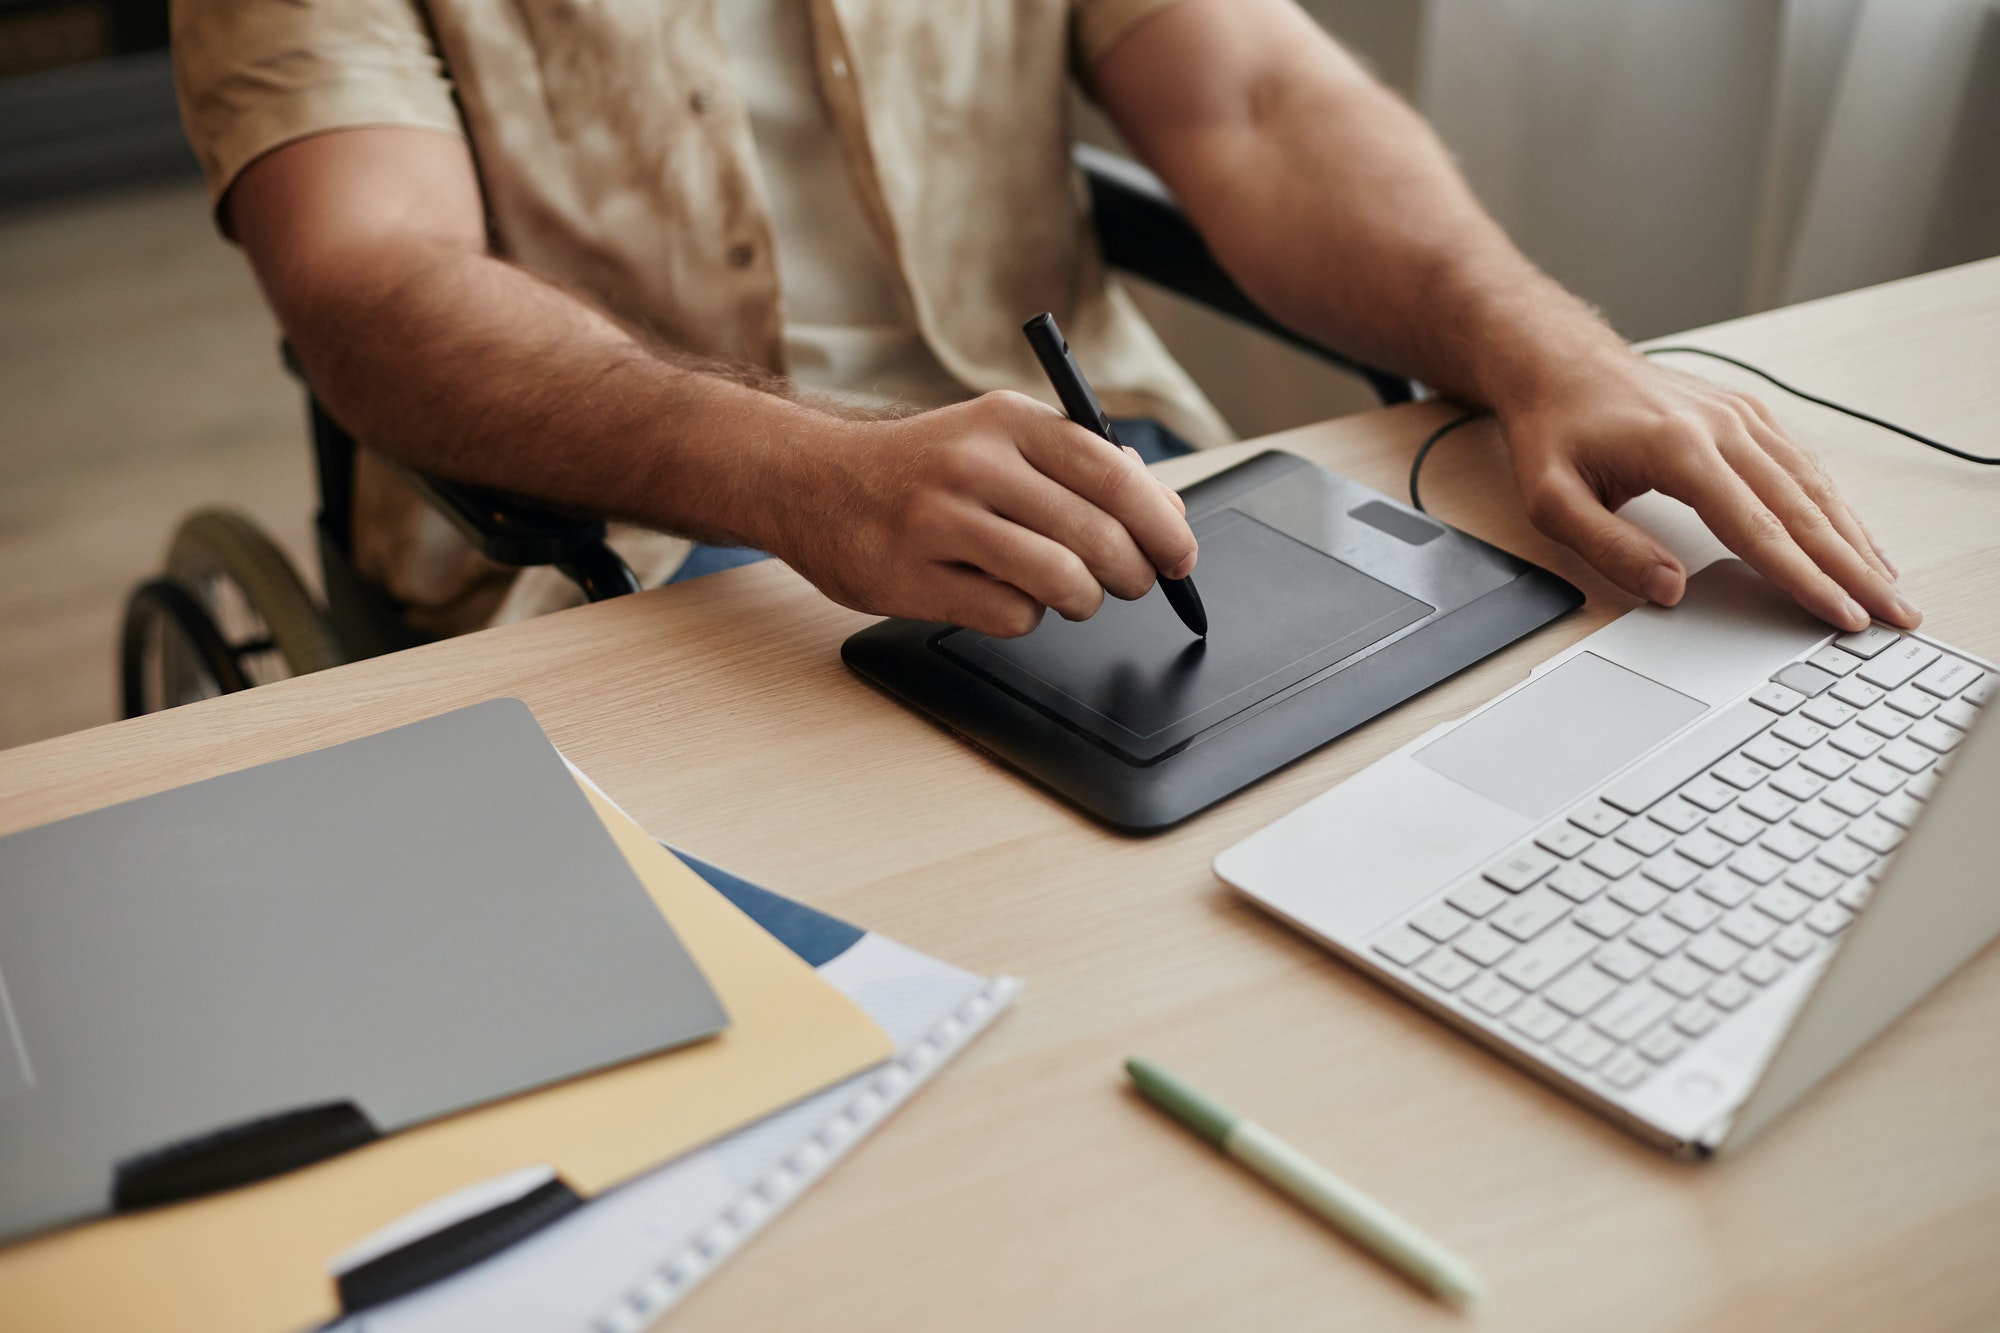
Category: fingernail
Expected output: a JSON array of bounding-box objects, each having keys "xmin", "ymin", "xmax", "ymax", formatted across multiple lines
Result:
[
  {"xmin": 1893, "ymin": 590, "xmax": 1922, "ymax": 625},
  {"xmin": 1841, "ymin": 596, "xmax": 1868, "ymax": 629},
  {"xmin": 1641, "ymin": 564, "xmax": 1681, "ymax": 605}
]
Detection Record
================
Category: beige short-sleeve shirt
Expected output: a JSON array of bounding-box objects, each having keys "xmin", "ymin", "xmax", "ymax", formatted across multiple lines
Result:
[{"xmin": 172, "ymin": 0, "xmax": 1230, "ymax": 632}]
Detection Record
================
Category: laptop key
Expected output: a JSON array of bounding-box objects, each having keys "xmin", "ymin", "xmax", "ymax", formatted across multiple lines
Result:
[
  {"xmin": 1671, "ymin": 999, "xmax": 1721, "ymax": 1035},
  {"xmin": 1939, "ymin": 698, "xmax": 1980, "ymax": 731},
  {"xmin": 1505, "ymin": 994, "xmax": 1565, "ymax": 1040},
  {"xmin": 1808, "ymin": 645, "xmax": 1865, "ymax": 676},
  {"xmin": 1678, "ymin": 776, "xmax": 1738, "ymax": 812},
  {"xmin": 1653, "ymin": 957, "xmax": 1713, "ymax": 999},
  {"xmin": 1878, "ymin": 738, "xmax": 1933, "ymax": 773},
  {"xmin": 1639, "ymin": 854, "xmax": 1700, "ymax": 892},
  {"xmin": 1373, "ymin": 927, "xmax": 1433, "ymax": 966},
  {"xmin": 1484, "ymin": 847, "xmax": 1558, "ymax": 892},
  {"xmin": 1497, "ymin": 922, "xmax": 1596, "ymax": 990},
  {"xmin": 1789, "ymin": 802, "xmax": 1848, "ymax": 839},
  {"xmin": 1535, "ymin": 822, "xmax": 1596, "ymax": 859},
  {"xmin": 1545, "ymin": 965, "xmax": 1619, "ymax": 1018},
  {"xmin": 1832, "ymin": 625, "xmax": 1899, "ymax": 659},
  {"xmin": 1615, "ymin": 819, "xmax": 1675, "ymax": 856},
  {"xmin": 1582, "ymin": 841, "xmax": 1643, "ymax": 879},
  {"xmin": 1462, "ymin": 972, "xmax": 1525, "ymax": 1018},
  {"xmin": 1836, "ymin": 880, "xmax": 1872, "ymax": 912},
  {"xmin": 1447, "ymin": 880, "xmax": 1508, "ymax": 918},
  {"xmin": 1783, "ymin": 861, "xmax": 1844, "ymax": 899},
  {"xmin": 1637, "ymin": 1025, "xmax": 1687, "ymax": 1063},
  {"xmin": 1729, "ymin": 847, "xmax": 1785, "ymax": 884},
  {"xmin": 1830, "ymin": 676, "xmax": 1886, "ymax": 710},
  {"xmin": 1551, "ymin": 1024, "xmax": 1615, "ymax": 1070},
  {"xmin": 1695, "ymin": 871, "xmax": 1756, "ymax": 908},
  {"xmin": 1850, "ymin": 758, "xmax": 1908, "ymax": 794},
  {"xmin": 1675, "ymin": 831, "xmax": 1733, "ymax": 868},
  {"xmin": 1884, "ymin": 684, "xmax": 1939, "ymax": 719},
  {"xmin": 1816, "ymin": 837, "xmax": 1874, "ymax": 876},
  {"xmin": 1827, "ymin": 723, "xmax": 1885, "ymax": 759},
  {"xmin": 1684, "ymin": 930, "xmax": 1746, "ymax": 973},
  {"xmin": 1805, "ymin": 901, "xmax": 1853, "ymax": 935},
  {"xmin": 1647, "ymin": 797, "xmax": 1706, "ymax": 834},
  {"xmin": 1801, "ymin": 695, "xmax": 1857, "ymax": 728},
  {"xmin": 1963, "ymin": 676, "xmax": 1993, "ymax": 706},
  {"xmin": 1796, "ymin": 745, "xmax": 1855, "ymax": 781},
  {"xmin": 1664, "ymin": 893, "xmax": 1722, "ymax": 933},
  {"xmin": 1847, "ymin": 816, "xmax": 1904, "ymax": 855},
  {"xmin": 1758, "ymin": 825, "xmax": 1820, "ymax": 862},
  {"xmin": 1912, "ymin": 654, "xmax": 1980, "ymax": 699},
  {"xmin": 1767, "ymin": 765, "xmax": 1828, "ymax": 802},
  {"xmin": 1708, "ymin": 808, "xmax": 1764, "ymax": 845},
  {"xmin": 1720, "ymin": 907, "xmax": 1779, "ymax": 948},
  {"xmin": 1410, "ymin": 902, "xmax": 1472, "ymax": 942},
  {"xmin": 1772, "ymin": 662, "xmax": 1837, "ymax": 697},
  {"xmin": 1773, "ymin": 925, "xmax": 1819, "ymax": 961},
  {"xmin": 1740, "ymin": 950, "xmax": 1787, "ymax": 986},
  {"xmin": 1593, "ymin": 984, "xmax": 1676, "ymax": 1043},
  {"xmin": 1417, "ymin": 948, "xmax": 1478, "ymax": 992},
  {"xmin": 1908, "ymin": 718, "xmax": 1965, "ymax": 753},
  {"xmin": 1707, "ymin": 974, "xmax": 1754, "ymax": 1011},
  {"xmin": 1573, "ymin": 899, "xmax": 1634, "ymax": 939},
  {"xmin": 1627, "ymin": 917, "xmax": 1686, "ymax": 956},
  {"xmin": 1874, "ymin": 792, "xmax": 1924, "ymax": 828},
  {"xmin": 1599, "ymin": 1048, "xmax": 1653, "ymax": 1091},
  {"xmin": 1856, "ymin": 704, "xmax": 1912, "ymax": 739},
  {"xmin": 1771, "ymin": 714, "xmax": 1829, "ymax": 749},
  {"xmin": 1821, "ymin": 781, "xmax": 1878, "ymax": 816},
  {"xmin": 1750, "ymin": 682, "xmax": 1805, "ymax": 714},
  {"xmin": 1454, "ymin": 924, "xmax": 1515, "ymax": 967},
  {"xmin": 1712, "ymin": 755, "xmax": 1767, "ymax": 790},
  {"xmin": 1752, "ymin": 884, "xmax": 1812, "ymax": 923},
  {"xmin": 1545, "ymin": 862, "xmax": 1608, "ymax": 902},
  {"xmin": 1611, "ymin": 876, "xmax": 1669, "ymax": 914},
  {"xmin": 1738, "ymin": 785, "xmax": 1800, "ymax": 822},
  {"xmin": 1856, "ymin": 638, "xmax": 1939, "ymax": 690},
  {"xmin": 1591, "ymin": 939, "xmax": 1652, "ymax": 981},
  {"xmin": 1567, "ymin": 801, "xmax": 1627, "ymax": 836},
  {"xmin": 1491, "ymin": 886, "xmax": 1568, "ymax": 942}
]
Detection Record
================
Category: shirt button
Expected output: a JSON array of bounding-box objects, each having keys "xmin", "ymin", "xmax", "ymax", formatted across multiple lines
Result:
[
  {"xmin": 689, "ymin": 89, "xmax": 713, "ymax": 113},
  {"xmin": 728, "ymin": 243, "xmax": 755, "ymax": 268},
  {"xmin": 828, "ymin": 55, "xmax": 848, "ymax": 79}
]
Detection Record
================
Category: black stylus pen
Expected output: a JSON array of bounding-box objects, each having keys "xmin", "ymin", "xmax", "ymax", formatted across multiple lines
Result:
[{"xmin": 1022, "ymin": 312, "xmax": 1207, "ymax": 637}]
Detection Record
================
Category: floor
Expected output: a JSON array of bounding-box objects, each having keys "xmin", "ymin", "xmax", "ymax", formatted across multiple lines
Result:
[
  {"xmin": 0, "ymin": 177, "xmax": 1373, "ymax": 754},
  {"xmin": 0, "ymin": 179, "xmax": 314, "ymax": 751}
]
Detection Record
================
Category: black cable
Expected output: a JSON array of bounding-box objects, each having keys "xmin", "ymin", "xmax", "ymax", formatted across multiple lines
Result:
[
  {"xmin": 1407, "ymin": 409, "xmax": 1487, "ymax": 514},
  {"xmin": 1404, "ymin": 345, "xmax": 1995, "ymax": 513},
  {"xmin": 1641, "ymin": 345, "xmax": 1997, "ymax": 465}
]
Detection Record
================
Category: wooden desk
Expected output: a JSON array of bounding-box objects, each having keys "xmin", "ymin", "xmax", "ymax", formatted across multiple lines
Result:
[{"xmin": 5, "ymin": 260, "xmax": 1997, "ymax": 1331}]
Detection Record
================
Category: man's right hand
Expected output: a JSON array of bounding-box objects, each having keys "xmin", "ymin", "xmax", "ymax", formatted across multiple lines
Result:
[{"xmin": 766, "ymin": 391, "xmax": 1199, "ymax": 638}]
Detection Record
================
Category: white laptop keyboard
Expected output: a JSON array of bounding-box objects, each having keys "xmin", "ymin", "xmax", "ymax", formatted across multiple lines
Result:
[{"xmin": 1368, "ymin": 626, "xmax": 1990, "ymax": 1098}]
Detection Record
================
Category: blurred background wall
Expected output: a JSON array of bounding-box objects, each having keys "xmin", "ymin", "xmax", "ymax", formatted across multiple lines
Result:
[{"xmin": 2, "ymin": 0, "xmax": 1996, "ymax": 748}]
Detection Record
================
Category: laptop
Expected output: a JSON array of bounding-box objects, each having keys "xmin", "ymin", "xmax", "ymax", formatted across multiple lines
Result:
[
  {"xmin": 0, "ymin": 699, "xmax": 728, "ymax": 1241},
  {"xmin": 1215, "ymin": 560, "xmax": 1998, "ymax": 1154}
]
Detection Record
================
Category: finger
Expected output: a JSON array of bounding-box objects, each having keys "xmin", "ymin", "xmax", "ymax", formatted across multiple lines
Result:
[
  {"xmin": 1523, "ymin": 468, "xmax": 1688, "ymax": 605},
  {"xmin": 1655, "ymin": 448, "xmax": 1871, "ymax": 631},
  {"xmin": 923, "ymin": 563, "xmax": 1046, "ymax": 638},
  {"xmin": 1125, "ymin": 444, "xmax": 1187, "ymax": 515},
  {"xmin": 1725, "ymin": 422, "xmax": 1917, "ymax": 627},
  {"xmin": 1017, "ymin": 420, "xmax": 1199, "ymax": 579},
  {"xmin": 949, "ymin": 508, "xmax": 1106, "ymax": 622},
  {"xmin": 1731, "ymin": 400, "xmax": 1897, "ymax": 585},
  {"xmin": 982, "ymin": 453, "xmax": 1158, "ymax": 600}
]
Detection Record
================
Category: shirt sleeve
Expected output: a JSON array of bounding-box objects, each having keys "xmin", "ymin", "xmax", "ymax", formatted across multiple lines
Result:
[
  {"xmin": 1071, "ymin": 0, "xmax": 1188, "ymax": 73},
  {"xmin": 170, "ymin": 0, "xmax": 465, "ymax": 216}
]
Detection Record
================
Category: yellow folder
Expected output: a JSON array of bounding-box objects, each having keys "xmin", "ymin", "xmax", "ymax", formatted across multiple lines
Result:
[{"xmin": 0, "ymin": 778, "xmax": 894, "ymax": 1332}]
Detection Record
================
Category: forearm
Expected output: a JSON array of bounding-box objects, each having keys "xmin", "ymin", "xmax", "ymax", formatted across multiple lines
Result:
[
  {"xmin": 1097, "ymin": 1, "xmax": 1625, "ymax": 412},
  {"xmin": 270, "ymin": 239, "xmax": 834, "ymax": 550}
]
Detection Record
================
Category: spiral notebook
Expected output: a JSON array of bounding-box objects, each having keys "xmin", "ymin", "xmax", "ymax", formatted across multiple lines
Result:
[{"xmin": 334, "ymin": 847, "xmax": 1020, "ymax": 1333}]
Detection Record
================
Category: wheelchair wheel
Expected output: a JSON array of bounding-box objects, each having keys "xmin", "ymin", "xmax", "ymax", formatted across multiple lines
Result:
[{"xmin": 119, "ymin": 509, "xmax": 342, "ymax": 718}]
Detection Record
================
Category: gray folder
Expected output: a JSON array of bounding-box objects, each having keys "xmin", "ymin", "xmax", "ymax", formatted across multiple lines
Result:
[{"xmin": 0, "ymin": 698, "xmax": 727, "ymax": 1242}]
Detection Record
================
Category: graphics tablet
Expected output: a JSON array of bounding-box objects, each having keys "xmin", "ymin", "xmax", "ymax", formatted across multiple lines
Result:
[{"xmin": 843, "ymin": 451, "xmax": 1582, "ymax": 830}]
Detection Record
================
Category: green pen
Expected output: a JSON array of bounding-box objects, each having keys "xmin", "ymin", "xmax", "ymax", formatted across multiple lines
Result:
[{"xmin": 1125, "ymin": 1058, "xmax": 1485, "ymax": 1310}]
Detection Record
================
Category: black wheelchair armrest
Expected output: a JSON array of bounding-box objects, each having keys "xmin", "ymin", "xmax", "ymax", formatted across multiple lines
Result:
[
  {"xmin": 281, "ymin": 341, "xmax": 640, "ymax": 602},
  {"xmin": 1073, "ymin": 144, "xmax": 1414, "ymax": 407}
]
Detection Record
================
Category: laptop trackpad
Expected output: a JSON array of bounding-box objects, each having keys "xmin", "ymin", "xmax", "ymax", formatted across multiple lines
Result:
[{"xmin": 1415, "ymin": 653, "xmax": 1706, "ymax": 819}]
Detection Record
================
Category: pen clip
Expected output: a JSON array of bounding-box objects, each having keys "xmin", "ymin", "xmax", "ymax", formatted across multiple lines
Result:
[{"xmin": 1022, "ymin": 313, "xmax": 1116, "ymax": 442}]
